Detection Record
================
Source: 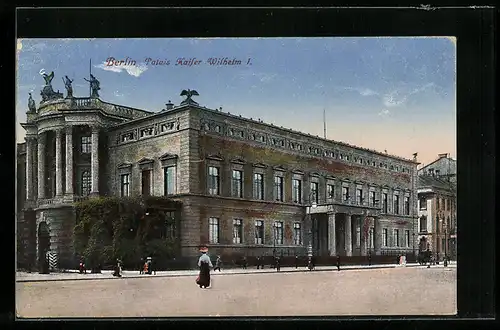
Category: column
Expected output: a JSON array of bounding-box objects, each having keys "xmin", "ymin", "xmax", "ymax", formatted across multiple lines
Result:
[
  {"xmin": 345, "ymin": 214, "xmax": 352, "ymax": 256},
  {"xmin": 374, "ymin": 217, "xmax": 382, "ymax": 254},
  {"xmin": 328, "ymin": 212, "xmax": 336, "ymax": 256},
  {"xmin": 65, "ymin": 126, "xmax": 74, "ymax": 195},
  {"xmin": 90, "ymin": 126, "xmax": 99, "ymax": 195},
  {"xmin": 25, "ymin": 137, "xmax": 35, "ymax": 200},
  {"xmin": 55, "ymin": 129, "xmax": 63, "ymax": 196},
  {"xmin": 37, "ymin": 132, "xmax": 46, "ymax": 199}
]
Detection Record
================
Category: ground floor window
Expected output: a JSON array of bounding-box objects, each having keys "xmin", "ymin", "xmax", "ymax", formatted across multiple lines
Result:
[
  {"xmin": 233, "ymin": 219, "xmax": 242, "ymax": 244},
  {"xmin": 293, "ymin": 223, "xmax": 302, "ymax": 245},
  {"xmin": 209, "ymin": 217, "xmax": 219, "ymax": 244},
  {"xmin": 255, "ymin": 220, "xmax": 264, "ymax": 244}
]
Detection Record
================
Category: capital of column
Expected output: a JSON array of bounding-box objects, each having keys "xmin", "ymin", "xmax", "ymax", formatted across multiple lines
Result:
[
  {"xmin": 37, "ymin": 132, "xmax": 46, "ymax": 144},
  {"xmin": 65, "ymin": 125, "xmax": 73, "ymax": 135}
]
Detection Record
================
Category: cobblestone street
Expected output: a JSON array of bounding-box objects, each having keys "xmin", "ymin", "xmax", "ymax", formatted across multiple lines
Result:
[{"xmin": 16, "ymin": 266, "xmax": 456, "ymax": 317}]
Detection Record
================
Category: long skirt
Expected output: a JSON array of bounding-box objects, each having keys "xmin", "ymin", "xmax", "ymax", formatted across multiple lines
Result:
[{"xmin": 197, "ymin": 263, "xmax": 211, "ymax": 287}]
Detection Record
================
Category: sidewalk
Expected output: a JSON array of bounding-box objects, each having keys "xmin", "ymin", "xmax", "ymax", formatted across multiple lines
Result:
[{"xmin": 16, "ymin": 261, "xmax": 456, "ymax": 283}]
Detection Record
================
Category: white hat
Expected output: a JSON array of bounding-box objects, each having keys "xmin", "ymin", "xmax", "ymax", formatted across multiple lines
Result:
[{"xmin": 147, "ymin": 257, "xmax": 152, "ymax": 260}]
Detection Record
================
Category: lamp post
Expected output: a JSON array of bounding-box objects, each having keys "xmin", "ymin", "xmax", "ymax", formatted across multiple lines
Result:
[
  {"xmin": 440, "ymin": 218, "xmax": 448, "ymax": 267},
  {"xmin": 273, "ymin": 222, "xmax": 277, "ymax": 259},
  {"xmin": 306, "ymin": 195, "xmax": 317, "ymax": 258}
]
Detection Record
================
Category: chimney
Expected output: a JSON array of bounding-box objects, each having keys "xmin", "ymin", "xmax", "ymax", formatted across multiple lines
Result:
[
  {"xmin": 165, "ymin": 100, "xmax": 174, "ymax": 110},
  {"xmin": 438, "ymin": 153, "xmax": 448, "ymax": 159}
]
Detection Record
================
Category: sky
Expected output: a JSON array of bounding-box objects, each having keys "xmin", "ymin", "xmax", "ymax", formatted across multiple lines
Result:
[{"xmin": 16, "ymin": 37, "xmax": 456, "ymax": 166}]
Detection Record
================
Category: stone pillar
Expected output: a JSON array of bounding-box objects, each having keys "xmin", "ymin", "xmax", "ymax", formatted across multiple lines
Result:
[
  {"xmin": 90, "ymin": 126, "xmax": 99, "ymax": 195},
  {"xmin": 374, "ymin": 217, "xmax": 382, "ymax": 254},
  {"xmin": 25, "ymin": 137, "xmax": 35, "ymax": 200},
  {"xmin": 328, "ymin": 212, "xmax": 336, "ymax": 256},
  {"xmin": 55, "ymin": 129, "xmax": 63, "ymax": 196},
  {"xmin": 37, "ymin": 132, "xmax": 46, "ymax": 199},
  {"xmin": 65, "ymin": 126, "xmax": 74, "ymax": 195},
  {"xmin": 345, "ymin": 214, "xmax": 352, "ymax": 256}
]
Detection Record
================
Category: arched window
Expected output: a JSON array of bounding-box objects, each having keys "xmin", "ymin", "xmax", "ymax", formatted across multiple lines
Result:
[{"xmin": 81, "ymin": 171, "xmax": 91, "ymax": 196}]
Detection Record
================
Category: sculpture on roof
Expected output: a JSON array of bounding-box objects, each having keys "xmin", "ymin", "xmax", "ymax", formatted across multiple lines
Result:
[
  {"xmin": 180, "ymin": 89, "xmax": 199, "ymax": 105},
  {"xmin": 27, "ymin": 93, "xmax": 36, "ymax": 113},
  {"xmin": 62, "ymin": 75, "xmax": 74, "ymax": 98},
  {"xmin": 40, "ymin": 70, "xmax": 63, "ymax": 102},
  {"xmin": 84, "ymin": 74, "xmax": 101, "ymax": 98}
]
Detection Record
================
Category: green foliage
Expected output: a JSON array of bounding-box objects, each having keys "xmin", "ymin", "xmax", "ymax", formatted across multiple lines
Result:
[{"xmin": 73, "ymin": 196, "xmax": 178, "ymax": 268}]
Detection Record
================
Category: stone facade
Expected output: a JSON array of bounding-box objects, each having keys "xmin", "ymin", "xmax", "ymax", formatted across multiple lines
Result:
[{"xmin": 17, "ymin": 91, "xmax": 420, "ymax": 269}]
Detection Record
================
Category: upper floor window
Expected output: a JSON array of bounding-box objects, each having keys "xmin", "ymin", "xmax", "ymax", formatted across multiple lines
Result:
[
  {"xmin": 81, "ymin": 170, "xmax": 91, "ymax": 196},
  {"xmin": 393, "ymin": 195, "xmax": 400, "ymax": 214},
  {"xmin": 419, "ymin": 216, "xmax": 427, "ymax": 232},
  {"xmin": 81, "ymin": 136, "xmax": 91, "ymax": 153},
  {"xmin": 141, "ymin": 170, "xmax": 152, "ymax": 196},
  {"xmin": 231, "ymin": 170, "xmax": 243, "ymax": 198},
  {"xmin": 404, "ymin": 196, "xmax": 410, "ymax": 215},
  {"xmin": 292, "ymin": 179, "xmax": 302, "ymax": 203},
  {"xmin": 327, "ymin": 184, "xmax": 334, "ymax": 201},
  {"xmin": 382, "ymin": 193, "xmax": 388, "ymax": 213},
  {"xmin": 164, "ymin": 166, "xmax": 175, "ymax": 195},
  {"xmin": 342, "ymin": 187, "xmax": 349, "ymax": 202},
  {"xmin": 274, "ymin": 175, "xmax": 284, "ymax": 202},
  {"xmin": 356, "ymin": 188, "xmax": 363, "ymax": 205},
  {"xmin": 120, "ymin": 173, "xmax": 130, "ymax": 197},
  {"xmin": 369, "ymin": 191, "xmax": 376, "ymax": 207},
  {"xmin": 208, "ymin": 166, "xmax": 220, "ymax": 195},
  {"xmin": 419, "ymin": 197, "xmax": 427, "ymax": 210},
  {"xmin": 253, "ymin": 173, "xmax": 264, "ymax": 200},
  {"xmin": 310, "ymin": 182, "xmax": 318, "ymax": 204}
]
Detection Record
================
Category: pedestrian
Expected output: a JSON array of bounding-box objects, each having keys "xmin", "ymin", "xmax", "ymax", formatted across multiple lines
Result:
[
  {"xmin": 256, "ymin": 256, "xmax": 262, "ymax": 269},
  {"xmin": 295, "ymin": 255, "xmax": 299, "ymax": 269},
  {"xmin": 139, "ymin": 257, "xmax": 144, "ymax": 274},
  {"xmin": 336, "ymin": 254, "xmax": 341, "ymax": 271},
  {"xmin": 113, "ymin": 259, "xmax": 122, "ymax": 277},
  {"xmin": 79, "ymin": 257, "xmax": 87, "ymax": 274},
  {"xmin": 214, "ymin": 255, "xmax": 222, "ymax": 272},
  {"xmin": 196, "ymin": 246, "xmax": 213, "ymax": 289},
  {"xmin": 368, "ymin": 252, "xmax": 372, "ymax": 266},
  {"xmin": 242, "ymin": 256, "xmax": 248, "ymax": 269},
  {"xmin": 146, "ymin": 257, "xmax": 153, "ymax": 275},
  {"xmin": 307, "ymin": 256, "xmax": 313, "ymax": 271},
  {"xmin": 275, "ymin": 256, "xmax": 281, "ymax": 272}
]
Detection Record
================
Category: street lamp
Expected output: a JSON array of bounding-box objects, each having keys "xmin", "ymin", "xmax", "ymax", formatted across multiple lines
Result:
[
  {"xmin": 439, "ymin": 217, "xmax": 448, "ymax": 267},
  {"xmin": 306, "ymin": 198, "xmax": 317, "ymax": 258}
]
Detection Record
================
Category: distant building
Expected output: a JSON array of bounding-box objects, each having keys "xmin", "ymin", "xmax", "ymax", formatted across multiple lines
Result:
[
  {"xmin": 17, "ymin": 76, "xmax": 421, "ymax": 269},
  {"xmin": 417, "ymin": 154, "xmax": 457, "ymax": 260}
]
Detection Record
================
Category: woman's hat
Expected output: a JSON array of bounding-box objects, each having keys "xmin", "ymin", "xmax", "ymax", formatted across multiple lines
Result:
[
  {"xmin": 199, "ymin": 246, "xmax": 208, "ymax": 253},
  {"xmin": 147, "ymin": 257, "xmax": 152, "ymax": 260}
]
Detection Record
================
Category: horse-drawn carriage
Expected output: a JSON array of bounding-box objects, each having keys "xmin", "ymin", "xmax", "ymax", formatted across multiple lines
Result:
[{"xmin": 417, "ymin": 250, "xmax": 433, "ymax": 265}]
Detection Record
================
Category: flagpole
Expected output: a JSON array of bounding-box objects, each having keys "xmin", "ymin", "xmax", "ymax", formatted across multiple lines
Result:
[
  {"xmin": 323, "ymin": 108, "xmax": 327, "ymax": 139},
  {"xmin": 89, "ymin": 59, "xmax": 92, "ymax": 97}
]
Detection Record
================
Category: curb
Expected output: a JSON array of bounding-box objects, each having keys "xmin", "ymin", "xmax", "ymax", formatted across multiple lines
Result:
[{"xmin": 14, "ymin": 263, "xmax": 448, "ymax": 283}]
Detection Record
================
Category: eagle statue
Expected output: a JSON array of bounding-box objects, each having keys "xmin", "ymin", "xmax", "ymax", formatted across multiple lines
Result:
[
  {"xmin": 42, "ymin": 71, "xmax": 55, "ymax": 86},
  {"xmin": 180, "ymin": 89, "xmax": 199, "ymax": 105}
]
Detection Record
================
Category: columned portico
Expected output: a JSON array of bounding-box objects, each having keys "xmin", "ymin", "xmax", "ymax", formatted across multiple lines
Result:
[
  {"xmin": 55, "ymin": 128, "xmax": 63, "ymax": 196},
  {"xmin": 345, "ymin": 214, "xmax": 353, "ymax": 256},
  {"xmin": 37, "ymin": 132, "xmax": 46, "ymax": 199},
  {"xmin": 25, "ymin": 136, "xmax": 36, "ymax": 200},
  {"xmin": 65, "ymin": 126, "xmax": 74, "ymax": 195},
  {"xmin": 90, "ymin": 126, "xmax": 99, "ymax": 195}
]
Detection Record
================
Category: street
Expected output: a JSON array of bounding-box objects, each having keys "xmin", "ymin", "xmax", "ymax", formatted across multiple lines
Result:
[{"xmin": 16, "ymin": 266, "xmax": 456, "ymax": 317}]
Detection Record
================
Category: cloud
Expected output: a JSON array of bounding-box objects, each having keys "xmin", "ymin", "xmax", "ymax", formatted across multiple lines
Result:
[
  {"xmin": 337, "ymin": 86, "xmax": 379, "ymax": 97},
  {"xmin": 95, "ymin": 62, "xmax": 148, "ymax": 77},
  {"xmin": 378, "ymin": 109, "xmax": 390, "ymax": 116},
  {"xmin": 382, "ymin": 82, "xmax": 435, "ymax": 108},
  {"xmin": 235, "ymin": 72, "xmax": 277, "ymax": 83}
]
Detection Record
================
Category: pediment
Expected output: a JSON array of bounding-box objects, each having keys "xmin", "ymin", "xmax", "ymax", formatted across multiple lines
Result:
[
  {"xmin": 206, "ymin": 154, "xmax": 224, "ymax": 161},
  {"xmin": 138, "ymin": 157, "xmax": 154, "ymax": 165},
  {"xmin": 159, "ymin": 153, "xmax": 178, "ymax": 161},
  {"xmin": 253, "ymin": 162, "xmax": 267, "ymax": 168},
  {"xmin": 273, "ymin": 165, "xmax": 287, "ymax": 172},
  {"xmin": 117, "ymin": 162, "xmax": 132, "ymax": 169},
  {"xmin": 291, "ymin": 169, "xmax": 304, "ymax": 175},
  {"xmin": 230, "ymin": 157, "xmax": 246, "ymax": 165},
  {"xmin": 310, "ymin": 172, "xmax": 321, "ymax": 177},
  {"xmin": 325, "ymin": 175, "xmax": 336, "ymax": 180}
]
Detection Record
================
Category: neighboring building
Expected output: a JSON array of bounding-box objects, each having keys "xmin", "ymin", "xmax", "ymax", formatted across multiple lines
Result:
[
  {"xmin": 418, "ymin": 153, "xmax": 456, "ymax": 183},
  {"xmin": 417, "ymin": 155, "xmax": 457, "ymax": 260},
  {"xmin": 17, "ymin": 74, "xmax": 420, "ymax": 269}
]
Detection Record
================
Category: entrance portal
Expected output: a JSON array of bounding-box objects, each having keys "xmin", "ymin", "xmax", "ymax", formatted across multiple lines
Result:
[{"xmin": 38, "ymin": 222, "xmax": 50, "ymax": 273}]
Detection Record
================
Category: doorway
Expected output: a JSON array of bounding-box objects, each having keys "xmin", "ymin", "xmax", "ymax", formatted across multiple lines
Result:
[{"xmin": 38, "ymin": 222, "xmax": 50, "ymax": 272}]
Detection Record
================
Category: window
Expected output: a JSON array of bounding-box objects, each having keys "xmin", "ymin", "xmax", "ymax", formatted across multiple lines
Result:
[
  {"xmin": 274, "ymin": 175, "xmax": 284, "ymax": 202},
  {"xmin": 164, "ymin": 166, "xmax": 175, "ymax": 195},
  {"xmin": 370, "ymin": 191, "xmax": 376, "ymax": 206},
  {"xmin": 255, "ymin": 220, "xmax": 264, "ymax": 244},
  {"xmin": 327, "ymin": 184, "xmax": 334, "ymax": 201},
  {"xmin": 404, "ymin": 196, "xmax": 410, "ymax": 215},
  {"xmin": 81, "ymin": 136, "xmax": 91, "ymax": 154},
  {"xmin": 274, "ymin": 221, "xmax": 284, "ymax": 245},
  {"xmin": 393, "ymin": 229, "xmax": 399, "ymax": 247},
  {"xmin": 356, "ymin": 188, "xmax": 363, "ymax": 205},
  {"xmin": 419, "ymin": 197, "xmax": 427, "ymax": 210},
  {"xmin": 382, "ymin": 193, "xmax": 388, "ymax": 213},
  {"xmin": 342, "ymin": 187, "xmax": 349, "ymax": 202},
  {"xmin": 81, "ymin": 170, "xmax": 91, "ymax": 196},
  {"xmin": 209, "ymin": 217, "xmax": 219, "ymax": 244},
  {"xmin": 405, "ymin": 230, "xmax": 410, "ymax": 248},
  {"xmin": 436, "ymin": 197, "xmax": 440, "ymax": 210},
  {"xmin": 382, "ymin": 228, "xmax": 388, "ymax": 247},
  {"xmin": 356, "ymin": 225, "xmax": 361, "ymax": 247},
  {"xmin": 310, "ymin": 182, "xmax": 318, "ymax": 204},
  {"xmin": 253, "ymin": 173, "xmax": 264, "ymax": 200},
  {"xmin": 393, "ymin": 195, "xmax": 399, "ymax": 214},
  {"xmin": 231, "ymin": 170, "xmax": 243, "ymax": 198},
  {"xmin": 141, "ymin": 170, "xmax": 152, "ymax": 196},
  {"xmin": 120, "ymin": 174, "xmax": 130, "ymax": 197},
  {"xmin": 293, "ymin": 223, "xmax": 302, "ymax": 245},
  {"xmin": 162, "ymin": 211, "xmax": 176, "ymax": 239},
  {"xmin": 369, "ymin": 227, "xmax": 374, "ymax": 248},
  {"xmin": 208, "ymin": 166, "xmax": 220, "ymax": 195},
  {"xmin": 419, "ymin": 216, "xmax": 427, "ymax": 232},
  {"xmin": 233, "ymin": 219, "xmax": 243, "ymax": 244},
  {"xmin": 292, "ymin": 179, "xmax": 302, "ymax": 203}
]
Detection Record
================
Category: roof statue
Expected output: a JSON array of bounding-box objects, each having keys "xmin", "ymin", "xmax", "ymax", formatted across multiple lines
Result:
[
  {"xmin": 180, "ymin": 89, "xmax": 199, "ymax": 105},
  {"xmin": 27, "ymin": 93, "xmax": 36, "ymax": 113},
  {"xmin": 84, "ymin": 74, "xmax": 101, "ymax": 98},
  {"xmin": 40, "ymin": 71, "xmax": 63, "ymax": 103},
  {"xmin": 62, "ymin": 75, "xmax": 74, "ymax": 98}
]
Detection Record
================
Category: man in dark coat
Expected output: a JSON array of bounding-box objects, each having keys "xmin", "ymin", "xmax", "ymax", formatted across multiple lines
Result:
[
  {"xmin": 295, "ymin": 255, "xmax": 299, "ymax": 269},
  {"xmin": 275, "ymin": 256, "xmax": 281, "ymax": 272},
  {"xmin": 336, "ymin": 254, "xmax": 341, "ymax": 271},
  {"xmin": 256, "ymin": 256, "xmax": 262, "ymax": 269}
]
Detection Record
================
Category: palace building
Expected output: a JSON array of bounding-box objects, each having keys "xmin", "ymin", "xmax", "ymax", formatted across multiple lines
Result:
[{"xmin": 17, "ymin": 75, "xmax": 420, "ymax": 269}]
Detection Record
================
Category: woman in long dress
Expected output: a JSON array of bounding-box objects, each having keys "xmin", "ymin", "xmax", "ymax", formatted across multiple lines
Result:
[{"xmin": 196, "ymin": 247, "xmax": 213, "ymax": 288}]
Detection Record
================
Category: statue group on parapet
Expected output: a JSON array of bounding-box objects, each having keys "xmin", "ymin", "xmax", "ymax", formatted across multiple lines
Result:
[{"xmin": 31, "ymin": 70, "xmax": 102, "ymax": 109}]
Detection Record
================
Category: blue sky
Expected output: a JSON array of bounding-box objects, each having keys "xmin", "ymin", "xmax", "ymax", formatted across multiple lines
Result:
[{"xmin": 16, "ymin": 37, "xmax": 456, "ymax": 166}]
